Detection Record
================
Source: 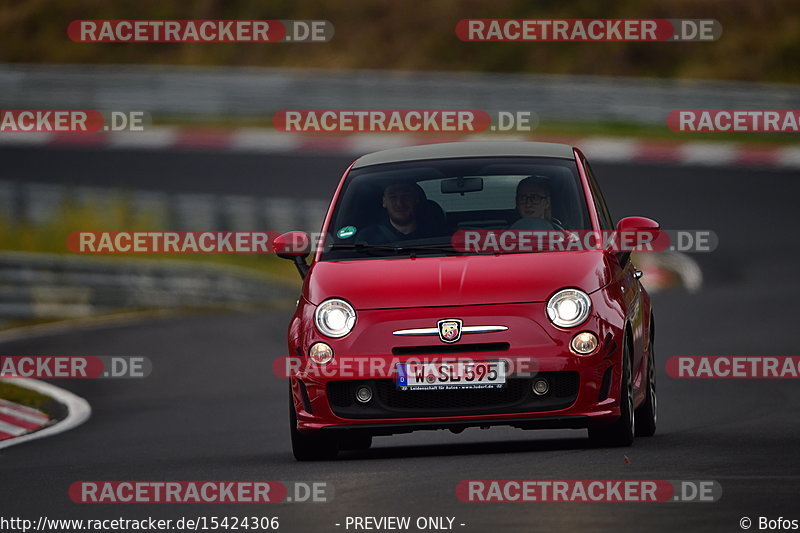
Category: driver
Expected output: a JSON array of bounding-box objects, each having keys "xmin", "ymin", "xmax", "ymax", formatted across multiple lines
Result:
[{"xmin": 357, "ymin": 182, "xmax": 433, "ymax": 243}]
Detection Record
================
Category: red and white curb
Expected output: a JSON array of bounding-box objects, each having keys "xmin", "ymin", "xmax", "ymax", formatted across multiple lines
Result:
[
  {"xmin": 0, "ymin": 397, "xmax": 50, "ymax": 440},
  {"xmin": 1, "ymin": 128, "xmax": 798, "ymax": 168},
  {"xmin": 0, "ymin": 378, "xmax": 90, "ymax": 451},
  {"xmin": 635, "ymin": 251, "xmax": 703, "ymax": 294}
]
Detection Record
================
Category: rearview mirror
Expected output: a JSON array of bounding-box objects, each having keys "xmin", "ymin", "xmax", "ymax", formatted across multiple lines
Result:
[{"xmin": 441, "ymin": 177, "xmax": 483, "ymax": 194}]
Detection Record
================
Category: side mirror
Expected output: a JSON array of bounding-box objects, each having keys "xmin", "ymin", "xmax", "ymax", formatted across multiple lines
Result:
[
  {"xmin": 615, "ymin": 216, "xmax": 660, "ymax": 267},
  {"xmin": 274, "ymin": 231, "xmax": 311, "ymax": 278}
]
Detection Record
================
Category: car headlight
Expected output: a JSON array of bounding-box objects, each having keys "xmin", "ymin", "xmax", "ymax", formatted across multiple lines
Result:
[
  {"xmin": 546, "ymin": 289, "xmax": 591, "ymax": 328},
  {"xmin": 315, "ymin": 298, "xmax": 356, "ymax": 338}
]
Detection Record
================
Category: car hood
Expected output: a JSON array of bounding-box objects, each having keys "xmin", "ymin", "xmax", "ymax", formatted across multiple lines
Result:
[{"xmin": 305, "ymin": 252, "xmax": 616, "ymax": 309}]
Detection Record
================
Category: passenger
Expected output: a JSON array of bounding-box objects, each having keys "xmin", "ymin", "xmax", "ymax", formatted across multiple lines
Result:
[
  {"xmin": 512, "ymin": 175, "xmax": 565, "ymax": 230},
  {"xmin": 516, "ymin": 175, "xmax": 552, "ymax": 220}
]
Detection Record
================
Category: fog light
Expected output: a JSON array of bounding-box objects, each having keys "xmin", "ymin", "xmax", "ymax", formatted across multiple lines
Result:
[
  {"xmin": 309, "ymin": 342, "xmax": 334, "ymax": 365},
  {"xmin": 571, "ymin": 331, "xmax": 599, "ymax": 355},
  {"xmin": 532, "ymin": 378, "xmax": 550, "ymax": 396},
  {"xmin": 356, "ymin": 386, "xmax": 373, "ymax": 403}
]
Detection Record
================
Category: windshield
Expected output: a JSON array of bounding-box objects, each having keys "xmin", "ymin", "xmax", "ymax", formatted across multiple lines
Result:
[{"xmin": 320, "ymin": 156, "xmax": 592, "ymax": 261}]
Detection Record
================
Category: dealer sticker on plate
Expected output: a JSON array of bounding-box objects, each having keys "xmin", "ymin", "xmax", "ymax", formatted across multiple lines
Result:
[{"xmin": 396, "ymin": 361, "xmax": 507, "ymax": 390}]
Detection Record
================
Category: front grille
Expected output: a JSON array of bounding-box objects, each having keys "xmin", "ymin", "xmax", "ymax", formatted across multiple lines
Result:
[
  {"xmin": 327, "ymin": 372, "xmax": 579, "ymax": 419},
  {"xmin": 327, "ymin": 380, "xmax": 352, "ymax": 407},
  {"xmin": 392, "ymin": 342, "xmax": 510, "ymax": 356}
]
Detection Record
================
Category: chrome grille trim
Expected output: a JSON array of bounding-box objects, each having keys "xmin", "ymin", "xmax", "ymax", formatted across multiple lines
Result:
[{"xmin": 392, "ymin": 325, "xmax": 508, "ymax": 336}]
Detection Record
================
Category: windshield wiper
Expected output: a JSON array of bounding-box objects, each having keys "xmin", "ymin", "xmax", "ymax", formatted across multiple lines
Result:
[{"xmin": 327, "ymin": 242, "xmax": 462, "ymax": 257}]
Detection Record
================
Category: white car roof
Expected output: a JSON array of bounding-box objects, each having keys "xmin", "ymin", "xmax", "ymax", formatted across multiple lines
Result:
[{"xmin": 352, "ymin": 141, "xmax": 575, "ymax": 169}]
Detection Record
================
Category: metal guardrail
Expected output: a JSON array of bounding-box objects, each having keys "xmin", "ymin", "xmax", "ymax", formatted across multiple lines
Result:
[
  {"xmin": 0, "ymin": 179, "xmax": 327, "ymax": 234},
  {"xmin": 0, "ymin": 251, "xmax": 297, "ymax": 320},
  {"xmin": 0, "ymin": 177, "xmax": 315, "ymax": 322},
  {"xmin": 2, "ymin": 63, "xmax": 799, "ymax": 125}
]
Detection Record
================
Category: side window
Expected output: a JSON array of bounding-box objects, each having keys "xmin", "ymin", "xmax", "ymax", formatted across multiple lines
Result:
[{"xmin": 583, "ymin": 158, "xmax": 614, "ymax": 231}]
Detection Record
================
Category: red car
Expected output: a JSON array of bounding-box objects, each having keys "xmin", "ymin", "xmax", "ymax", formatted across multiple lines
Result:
[{"xmin": 276, "ymin": 141, "xmax": 658, "ymax": 460}]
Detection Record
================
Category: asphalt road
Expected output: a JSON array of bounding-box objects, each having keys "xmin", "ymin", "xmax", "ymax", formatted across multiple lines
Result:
[{"xmin": 1, "ymin": 145, "xmax": 799, "ymax": 532}]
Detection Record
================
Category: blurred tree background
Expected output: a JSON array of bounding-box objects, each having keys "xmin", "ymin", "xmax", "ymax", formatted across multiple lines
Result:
[{"xmin": 0, "ymin": 0, "xmax": 797, "ymax": 81}]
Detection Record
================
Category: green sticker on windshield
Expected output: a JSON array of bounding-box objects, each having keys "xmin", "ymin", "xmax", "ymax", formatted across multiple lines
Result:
[{"xmin": 337, "ymin": 226, "xmax": 357, "ymax": 239}]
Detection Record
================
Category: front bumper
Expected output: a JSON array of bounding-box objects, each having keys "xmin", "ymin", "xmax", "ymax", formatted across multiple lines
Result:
[
  {"xmin": 326, "ymin": 372, "xmax": 580, "ymax": 419},
  {"xmin": 288, "ymin": 300, "xmax": 626, "ymax": 434},
  {"xmin": 320, "ymin": 415, "xmax": 591, "ymax": 437}
]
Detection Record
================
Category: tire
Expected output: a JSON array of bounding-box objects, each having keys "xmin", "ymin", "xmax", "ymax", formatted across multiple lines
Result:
[
  {"xmin": 634, "ymin": 340, "xmax": 657, "ymax": 437},
  {"xmin": 289, "ymin": 392, "xmax": 338, "ymax": 461},
  {"xmin": 589, "ymin": 340, "xmax": 635, "ymax": 447}
]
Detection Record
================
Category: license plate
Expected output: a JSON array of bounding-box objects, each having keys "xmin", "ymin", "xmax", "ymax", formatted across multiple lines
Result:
[{"xmin": 396, "ymin": 361, "xmax": 506, "ymax": 390}]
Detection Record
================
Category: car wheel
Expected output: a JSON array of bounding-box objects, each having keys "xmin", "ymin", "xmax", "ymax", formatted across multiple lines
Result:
[
  {"xmin": 634, "ymin": 340, "xmax": 657, "ymax": 437},
  {"xmin": 289, "ymin": 391, "xmax": 338, "ymax": 461},
  {"xmin": 589, "ymin": 340, "xmax": 635, "ymax": 447}
]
